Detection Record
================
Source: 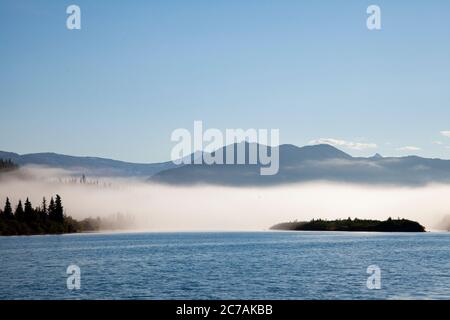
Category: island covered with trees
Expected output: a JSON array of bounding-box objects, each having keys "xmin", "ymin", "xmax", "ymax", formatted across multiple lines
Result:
[
  {"xmin": 270, "ymin": 218, "xmax": 426, "ymax": 232},
  {"xmin": 0, "ymin": 195, "xmax": 100, "ymax": 236}
]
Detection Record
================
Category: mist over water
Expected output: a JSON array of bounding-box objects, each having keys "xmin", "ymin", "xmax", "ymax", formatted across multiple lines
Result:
[{"xmin": 1, "ymin": 166, "xmax": 450, "ymax": 231}]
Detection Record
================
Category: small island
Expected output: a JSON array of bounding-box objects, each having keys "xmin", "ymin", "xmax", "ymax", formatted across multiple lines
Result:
[{"xmin": 270, "ymin": 218, "xmax": 426, "ymax": 232}]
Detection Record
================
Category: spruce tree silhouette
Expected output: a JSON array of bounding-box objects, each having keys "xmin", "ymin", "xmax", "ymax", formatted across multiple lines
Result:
[
  {"xmin": 24, "ymin": 198, "xmax": 34, "ymax": 222},
  {"xmin": 54, "ymin": 195, "xmax": 64, "ymax": 223},
  {"xmin": 3, "ymin": 198, "xmax": 13, "ymax": 219},
  {"xmin": 40, "ymin": 197, "xmax": 48, "ymax": 221},
  {"xmin": 15, "ymin": 200, "xmax": 24, "ymax": 221},
  {"xmin": 48, "ymin": 197, "xmax": 56, "ymax": 221}
]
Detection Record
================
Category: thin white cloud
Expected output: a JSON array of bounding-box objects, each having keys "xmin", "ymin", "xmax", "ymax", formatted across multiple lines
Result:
[
  {"xmin": 441, "ymin": 131, "xmax": 450, "ymax": 138},
  {"xmin": 309, "ymin": 138, "xmax": 377, "ymax": 150},
  {"xmin": 397, "ymin": 146, "xmax": 421, "ymax": 152},
  {"xmin": 433, "ymin": 141, "xmax": 444, "ymax": 145}
]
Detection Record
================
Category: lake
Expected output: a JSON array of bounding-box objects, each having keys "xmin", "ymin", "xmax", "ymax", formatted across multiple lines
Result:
[{"xmin": 1, "ymin": 231, "xmax": 450, "ymax": 300}]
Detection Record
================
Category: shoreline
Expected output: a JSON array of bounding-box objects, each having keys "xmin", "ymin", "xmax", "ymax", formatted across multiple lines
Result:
[{"xmin": 2, "ymin": 229, "xmax": 449, "ymax": 238}]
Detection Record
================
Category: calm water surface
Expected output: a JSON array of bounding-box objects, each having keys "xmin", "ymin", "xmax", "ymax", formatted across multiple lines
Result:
[{"xmin": 1, "ymin": 231, "xmax": 450, "ymax": 299}]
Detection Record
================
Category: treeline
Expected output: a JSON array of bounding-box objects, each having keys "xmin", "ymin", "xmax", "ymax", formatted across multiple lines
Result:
[
  {"xmin": 56, "ymin": 174, "xmax": 114, "ymax": 188},
  {"xmin": 0, "ymin": 196, "xmax": 99, "ymax": 236},
  {"xmin": 0, "ymin": 159, "xmax": 18, "ymax": 172}
]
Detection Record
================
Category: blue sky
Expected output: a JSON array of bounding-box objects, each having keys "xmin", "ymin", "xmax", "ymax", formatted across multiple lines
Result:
[{"xmin": 1, "ymin": 0, "xmax": 450, "ymax": 162}]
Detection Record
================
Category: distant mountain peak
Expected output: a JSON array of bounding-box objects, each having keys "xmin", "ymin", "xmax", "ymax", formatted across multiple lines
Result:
[
  {"xmin": 291, "ymin": 144, "xmax": 352, "ymax": 160},
  {"xmin": 371, "ymin": 153, "xmax": 383, "ymax": 159}
]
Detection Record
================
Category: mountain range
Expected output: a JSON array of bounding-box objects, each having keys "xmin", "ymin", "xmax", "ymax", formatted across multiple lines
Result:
[
  {"xmin": 2, "ymin": 144, "xmax": 450, "ymax": 186},
  {"xmin": 0, "ymin": 150, "xmax": 177, "ymax": 177}
]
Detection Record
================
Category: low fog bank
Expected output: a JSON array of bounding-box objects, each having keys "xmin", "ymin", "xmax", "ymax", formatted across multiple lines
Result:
[{"xmin": 1, "ymin": 165, "xmax": 450, "ymax": 232}]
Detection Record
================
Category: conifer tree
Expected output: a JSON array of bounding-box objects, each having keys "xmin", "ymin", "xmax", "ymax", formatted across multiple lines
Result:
[
  {"xmin": 40, "ymin": 197, "xmax": 48, "ymax": 221},
  {"xmin": 15, "ymin": 200, "xmax": 24, "ymax": 220},
  {"xmin": 3, "ymin": 197, "xmax": 13, "ymax": 219},
  {"xmin": 54, "ymin": 195, "xmax": 64, "ymax": 223},
  {"xmin": 48, "ymin": 197, "xmax": 56, "ymax": 220},
  {"xmin": 24, "ymin": 198, "xmax": 34, "ymax": 222}
]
